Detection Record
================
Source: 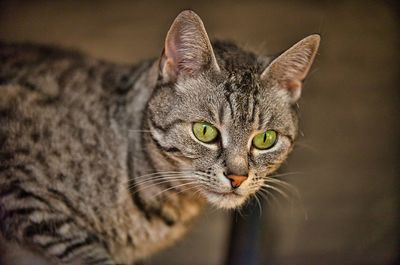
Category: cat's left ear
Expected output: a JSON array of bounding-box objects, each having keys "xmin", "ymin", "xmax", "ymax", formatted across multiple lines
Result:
[
  {"xmin": 260, "ymin": 34, "xmax": 320, "ymax": 103},
  {"xmin": 160, "ymin": 10, "xmax": 220, "ymax": 83}
]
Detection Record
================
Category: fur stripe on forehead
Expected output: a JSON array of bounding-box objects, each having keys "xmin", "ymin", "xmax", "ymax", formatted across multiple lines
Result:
[{"xmin": 223, "ymin": 71, "xmax": 259, "ymax": 94}]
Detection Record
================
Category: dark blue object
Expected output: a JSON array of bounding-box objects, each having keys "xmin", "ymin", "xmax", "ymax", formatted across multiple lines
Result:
[{"xmin": 225, "ymin": 198, "xmax": 263, "ymax": 265}]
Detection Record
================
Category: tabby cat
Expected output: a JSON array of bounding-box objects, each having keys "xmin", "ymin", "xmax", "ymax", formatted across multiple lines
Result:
[{"xmin": 0, "ymin": 10, "xmax": 320, "ymax": 265}]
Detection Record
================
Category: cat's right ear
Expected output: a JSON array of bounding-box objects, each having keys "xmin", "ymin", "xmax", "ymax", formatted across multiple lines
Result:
[{"xmin": 159, "ymin": 10, "xmax": 220, "ymax": 83}]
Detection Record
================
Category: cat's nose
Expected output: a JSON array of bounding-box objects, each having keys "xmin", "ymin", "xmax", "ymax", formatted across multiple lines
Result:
[{"xmin": 226, "ymin": 175, "xmax": 248, "ymax": 188}]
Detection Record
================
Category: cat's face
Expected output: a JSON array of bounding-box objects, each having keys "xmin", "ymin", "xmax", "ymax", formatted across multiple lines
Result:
[
  {"xmin": 146, "ymin": 11, "xmax": 319, "ymax": 209},
  {"xmin": 148, "ymin": 73, "xmax": 297, "ymax": 208}
]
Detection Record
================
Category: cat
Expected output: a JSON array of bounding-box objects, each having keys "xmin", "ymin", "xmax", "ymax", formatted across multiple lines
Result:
[{"xmin": 0, "ymin": 10, "xmax": 320, "ymax": 265}]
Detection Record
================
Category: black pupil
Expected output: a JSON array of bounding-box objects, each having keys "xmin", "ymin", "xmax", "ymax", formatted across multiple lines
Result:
[
  {"xmin": 263, "ymin": 132, "xmax": 267, "ymax": 143},
  {"xmin": 203, "ymin": 125, "xmax": 207, "ymax": 135}
]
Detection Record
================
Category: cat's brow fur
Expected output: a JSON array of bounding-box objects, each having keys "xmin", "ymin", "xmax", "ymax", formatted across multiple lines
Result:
[{"xmin": 0, "ymin": 10, "xmax": 319, "ymax": 265}]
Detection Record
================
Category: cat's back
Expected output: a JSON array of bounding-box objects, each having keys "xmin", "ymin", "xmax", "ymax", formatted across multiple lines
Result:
[
  {"xmin": 0, "ymin": 42, "xmax": 153, "ymax": 122},
  {"xmin": 0, "ymin": 42, "xmax": 88, "ymax": 94},
  {"xmin": 0, "ymin": 42, "xmax": 132, "ymax": 201},
  {"xmin": 0, "ymin": 42, "xmax": 107, "ymax": 149},
  {"xmin": 1, "ymin": 42, "xmax": 96, "ymax": 118},
  {"xmin": 0, "ymin": 42, "xmax": 103, "ymax": 107}
]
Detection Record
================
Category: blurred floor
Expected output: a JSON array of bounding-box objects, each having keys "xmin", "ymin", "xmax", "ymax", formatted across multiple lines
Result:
[{"xmin": 0, "ymin": 1, "xmax": 398, "ymax": 265}]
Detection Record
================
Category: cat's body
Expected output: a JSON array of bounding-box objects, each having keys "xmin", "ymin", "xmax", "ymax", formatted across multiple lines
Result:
[
  {"xmin": 0, "ymin": 11, "xmax": 319, "ymax": 265},
  {"xmin": 0, "ymin": 43, "xmax": 200, "ymax": 264}
]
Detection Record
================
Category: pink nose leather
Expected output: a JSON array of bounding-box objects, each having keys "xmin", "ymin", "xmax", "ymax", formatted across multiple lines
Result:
[{"xmin": 226, "ymin": 175, "xmax": 248, "ymax": 188}]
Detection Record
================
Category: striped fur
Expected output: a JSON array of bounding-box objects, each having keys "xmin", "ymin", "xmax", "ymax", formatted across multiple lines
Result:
[{"xmin": 0, "ymin": 10, "xmax": 319, "ymax": 265}]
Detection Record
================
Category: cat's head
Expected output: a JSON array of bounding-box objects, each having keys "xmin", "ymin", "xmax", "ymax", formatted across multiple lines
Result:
[{"xmin": 146, "ymin": 10, "xmax": 319, "ymax": 209}]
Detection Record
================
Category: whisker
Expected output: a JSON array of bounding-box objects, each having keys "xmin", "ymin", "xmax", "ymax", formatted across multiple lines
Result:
[
  {"xmin": 135, "ymin": 171, "xmax": 209, "ymax": 184},
  {"xmin": 254, "ymin": 180, "xmax": 309, "ymax": 221},
  {"xmin": 175, "ymin": 184, "xmax": 205, "ymax": 196},
  {"xmin": 155, "ymin": 181, "xmax": 202, "ymax": 197},
  {"xmin": 128, "ymin": 176, "xmax": 193, "ymax": 190},
  {"xmin": 129, "ymin": 174, "xmax": 195, "ymax": 186},
  {"xmin": 265, "ymin": 178, "xmax": 302, "ymax": 199},
  {"xmin": 237, "ymin": 205, "xmax": 245, "ymax": 218},
  {"xmin": 264, "ymin": 179, "xmax": 306, "ymax": 213},
  {"xmin": 260, "ymin": 183, "xmax": 291, "ymax": 202},
  {"xmin": 129, "ymin": 175, "xmax": 208, "ymax": 192},
  {"xmin": 129, "ymin": 178, "xmax": 187, "ymax": 194},
  {"xmin": 253, "ymin": 193, "xmax": 263, "ymax": 217},
  {"xmin": 270, "ymin": 171, "xmax": 304, "ymax": 178},
  {"xmin": 192, "ymin": 188, "xmax": 205, "ymax": 200},
  {"xmin": 134, "ymin": 170, "xmax": 194, "ymax": 179},
  {"xmin": 269, "ymin": 181, "xmax": 308, "ymax": 221},
  {"xmin": 254, "ymin": 189, "xmax": 272, "ymax": 205},
  {"xmin": 128, "ymin": 174, "xmax": 189, "ymax": 186},
  {"xmin": 125, "ymin": 170, "xmax": 194, "ymax": 184},
  {"xmin": 257, "ymin": 187, "xmax": 281, "ymax": 207}
]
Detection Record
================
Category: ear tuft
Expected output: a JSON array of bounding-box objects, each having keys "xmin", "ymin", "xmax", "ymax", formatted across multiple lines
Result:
[
  {"xmin": 261, "ymin": 34, "xmax": 320, "ymax": 103},
  {"xmin": 160, "ymin": 10, "xmax": 220, "ymax": 83}
]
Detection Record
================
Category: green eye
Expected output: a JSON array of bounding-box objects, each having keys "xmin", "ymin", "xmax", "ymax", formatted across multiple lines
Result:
[
  {"xmin": 193, "ymin": 122, "xmax": 218, "ymax": 143},
  {"xmin": 252, "ymin": 130, "xmax": 277, "ymax": 150}
]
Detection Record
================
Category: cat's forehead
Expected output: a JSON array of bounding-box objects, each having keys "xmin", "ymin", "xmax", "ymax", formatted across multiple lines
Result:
[
  {"xmin": 222, "ymin": 71, "xmax": 260, "ymax": 94},
  {"xmin": 177, "ymin": 69, "xmax": 263, "ymax": 102},
  {"xmin": 177, "ymin": 72, "xmax": 285, "ymax": 127}
]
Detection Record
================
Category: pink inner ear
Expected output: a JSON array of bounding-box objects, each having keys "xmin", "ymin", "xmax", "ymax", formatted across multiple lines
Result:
[
  {"xmin": 162, "ymin": 39, "xmax": 179, "ymax": 79},
  {"xmin": 283, "ymin": 79, "xmax": 302, "ymax": 103},
  {"xmin": 285, "ymin": 79, "xmax": 301, "ymax": 91},
  {"xmin": 164, "ymin": 58, "xmax": 177, "ymax": 79}
]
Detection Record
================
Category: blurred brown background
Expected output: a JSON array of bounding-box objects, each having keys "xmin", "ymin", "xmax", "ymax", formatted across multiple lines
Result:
[{"xmin": 0, "ymin": 1, "xmax": 399, "ymax": 265}]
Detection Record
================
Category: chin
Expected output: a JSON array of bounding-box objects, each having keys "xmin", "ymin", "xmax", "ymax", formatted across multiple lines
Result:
[{"xmin": 204, "ymin": 190, "xmax": 248, "ymax": 209}]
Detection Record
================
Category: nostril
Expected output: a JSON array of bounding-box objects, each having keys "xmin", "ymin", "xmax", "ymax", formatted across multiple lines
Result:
[{"xmin": 226, "ymin": 175, "xmax": 248, "ymax": 188}]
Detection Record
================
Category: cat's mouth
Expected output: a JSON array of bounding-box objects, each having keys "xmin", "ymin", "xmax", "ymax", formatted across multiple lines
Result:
[{"xmin": 203, "ymin": 189, "xmax": 247, "ymax": 209}]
